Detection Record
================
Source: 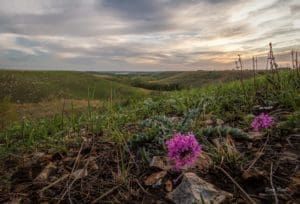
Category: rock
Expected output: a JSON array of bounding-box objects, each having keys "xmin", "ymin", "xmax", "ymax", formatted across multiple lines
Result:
[
  {"xmin": 248, "ymin": 131, "xmax": 266, "ymax": 140},
  {"xmin": 165, "ymin": 180, "xmax": 173, "ymax": 192},
  {"xmin": 35, "ymin": 162, "xmax": 57, "ymax": 182},
  {"xmin": 167, "ymin": 172, "xmax": 232, "ymax": 204},
  {"xmin": 216, "ymin": 119, "xmax": 224, "ymax": 126},
  {"xmin": 32, "ymin": 152, "xmax": 45, "ymax": 160},
  {"xmin": 150, "ymin": 156, "xmax": 170, "ymax": 170},
  {"xmin": 242, "ymin": 168, "xmax": 266, "ymax": 180},
  {"xmin": 144, "ymin": 171, "xmax": 167, "ymax": 186},
  {"xmin": 204, "ymin": 119, "xmax": 214, "ymax": 126},
  {"xmin": 194, "ymin": 153, "xmax": 213, "ymax": 172},
  {"xmin": 72, "ymin": 169, "xmax": 88, "ymax": 180},
  {"xmin": 88, "ymin": 157, "xmax": 99, "ymax": 170}
]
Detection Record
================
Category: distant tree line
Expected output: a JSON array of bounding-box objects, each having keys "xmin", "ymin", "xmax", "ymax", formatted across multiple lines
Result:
[{"xmin": 131, "ymin": 80, "xmax": 181, "ymax": 91}]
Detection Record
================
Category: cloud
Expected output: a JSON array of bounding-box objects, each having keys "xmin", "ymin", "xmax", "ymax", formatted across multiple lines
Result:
[{"xmin": 0, "ymin": 0, "xmax": 299, "ymax": 71}]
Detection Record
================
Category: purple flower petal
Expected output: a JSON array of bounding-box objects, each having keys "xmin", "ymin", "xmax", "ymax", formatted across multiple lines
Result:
[
  {"xmin": 251, "ymin": 113, "xmax": 273, "ymax": 131},
  {"xmin": 165, "ymin": 133, "xmax": 202, "ymax": 170}
]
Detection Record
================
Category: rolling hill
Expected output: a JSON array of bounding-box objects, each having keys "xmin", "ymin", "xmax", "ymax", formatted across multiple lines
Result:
[{"xmin": 0, "ymin": 70, "xmax": 148, "ymax": 103}]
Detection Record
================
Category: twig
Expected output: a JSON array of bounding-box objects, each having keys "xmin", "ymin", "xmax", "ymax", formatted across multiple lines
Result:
[
  {"xmin": 121, "ymin": 136, "xmax": 139, "ymax": 172},
  {"xmin": 91, "ymin": 184, "xmax": 122, "ymax": 203},
  {"xmin": 216, "ymin": 166, "xmax": 256, "ymax": 204},
  {"xmin": 58, "ymin": 138, "xmax": 94, "ymax": 203},
  {"xmin": 245, "ymin": 134, "xmax": 269, "ymax": 172},
  {"xmin": 134, "ymin": 179, "xmax": 153, "ymax": 196},
  {"xmin": 286, "ymin": 134, "xmax": 300, "ymax": 148},
  {"xmin": 39, "ymin": 174, "xmax": 69, "ymax": 195},
  {"xmin": 59, "ymin": 156, "xmax": 91, "ymax": 203},
  {"xmin": 174, "ymin": 173, "xmax": 183, "ymax": 185},
  {"xmin": 270, "ymin": 162, "xmax": 278, "ymax": 204}
]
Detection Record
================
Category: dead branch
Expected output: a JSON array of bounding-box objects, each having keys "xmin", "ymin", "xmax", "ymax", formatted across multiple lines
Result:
[
  {"xmin": 216, "ymin": 166, "xmax": 256, "ymax": 204},
  {"xmin": 270, "ymin": 162, "xmax": 278, "ymax": 204},
  {"xmin": 92, "ymin": 184, "xmax": 122, "ymax": 203},
  {"xmin": 245, "ymin": 134, "xmax": 269, "ymax": 172}
]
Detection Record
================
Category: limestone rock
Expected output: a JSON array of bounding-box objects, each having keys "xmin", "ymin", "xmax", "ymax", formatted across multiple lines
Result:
[
  {"xmin": 35, "ymin": 162, "xmax": 57, "ymax": 182},
  {"xmin": 72, "ymin": 168, "xmax": 88, "ymax": 180},
  {"xmin": 165, "ymin": 180, "xmax": 173, "ymax": 192},
  {"xmin": 144, "ymin": 171, "xmax": 167, "ymax": 186},
  {"xmin": 216, "ymin": 119, "xmax": 224, "ymax": 126},
  {"xmin": 167, "ymin": 172, "xmax": 232, "ymax": 204},
  {"xmin": 150, "ymin": 156, "xmax": 170, "ymax": 170}
]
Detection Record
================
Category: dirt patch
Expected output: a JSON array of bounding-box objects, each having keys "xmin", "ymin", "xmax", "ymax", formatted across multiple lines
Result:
[{"xmin": 0, "ymin": 118, "xmax": 299, "ymax": 203}]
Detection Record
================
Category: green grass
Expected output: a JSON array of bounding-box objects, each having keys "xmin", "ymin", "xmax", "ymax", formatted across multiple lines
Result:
[
  {"xmin": 0, "ymin": 70, "xmax": 148, "ymax": 103},
  {"xmin": 0, "ymin": 69, "xmax": 299, "ymax": 158},
  {"xmin": 95, "ymin": 70, "xmax": 266, "ymax": 90}
]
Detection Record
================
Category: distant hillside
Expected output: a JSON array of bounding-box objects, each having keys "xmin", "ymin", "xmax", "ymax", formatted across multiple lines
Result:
[
  {"xmin": 0, "ymin": 70, "xmax": 148, "ymax": 103},
  {"xmin": 151, "ymin": 70, "xmax": 266, "ymax": 88},
  {"xmin": 95, "ymin": 70, "xmax": 266, "ymax": 91}
]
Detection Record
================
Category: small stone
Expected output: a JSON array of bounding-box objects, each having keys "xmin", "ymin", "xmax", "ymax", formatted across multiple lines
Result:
[
  {"xmin": 150, "ymin": 156, "xmax": 170, "ymax": 170},
  {"xmin": 72, "ymin": 169, "xmax": 88, "ymax": 180},
  {"xmin": 165, "ymin": 180, "xmax": 173, "ymax": 192},
  {"xmin": 216, "ymin": 119, "xmax": 224, "ymax": 125},
  {"xmin": 88, "ymin": 157, "xmax": 99, "ymax": 170},
  {"xmin": 144, "ymin": 171, "xmax": 167, "ymax": 186},
  {"xmin": 32, "ymin": 152, "xmax": 45, "ymax": 160},
  {"xmin": 167, "ymin": 172, "xmax": 232, "ymax": 204},
  {"xmin": 204, "ymin": 119, "xmax": 214, "ymax": 126},
  {"xmin": 35, "ymin": 162, "xmax": 57, "ymax": 182},
  {"xmin": 242, "ymin": 168, "xmax": 266, "ymax": 180}
]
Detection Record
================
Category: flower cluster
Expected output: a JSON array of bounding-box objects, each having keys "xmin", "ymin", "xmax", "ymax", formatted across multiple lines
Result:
[
  {"xmin": 251, "ymin": 113, "xmax": 273, "ymax": 131},
  {"xmin": 166, "ymin": 133, "xmax": 202, "ymax": 170}
]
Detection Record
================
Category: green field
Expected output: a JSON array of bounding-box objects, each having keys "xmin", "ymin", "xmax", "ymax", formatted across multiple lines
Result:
[
  {"xmin": 94, "ymin": 69, "xmax": 266, "ymax": 90},
  {"xmin": 1, "ymin": 69, "xmax": 299, "ymax": 154},
  {"xmin": 0, "ymin": 70, "xmax": 148, "ymax": 103}
]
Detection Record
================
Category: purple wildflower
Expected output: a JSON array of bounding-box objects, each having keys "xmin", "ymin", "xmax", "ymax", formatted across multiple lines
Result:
[
  {"xmin": 166, "ymin": 133, "xmax": 202, "ymax": 170},
  {"xmin": 251, "ymin": 113, "xmax": 273, "ymax": 131}
]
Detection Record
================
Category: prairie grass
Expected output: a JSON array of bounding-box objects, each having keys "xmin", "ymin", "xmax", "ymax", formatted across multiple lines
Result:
[
  {"xmin": 0, "ymin": 69, "xmax": 299, "ymax": 159},
  {"xmin": 0, "ymin": 70, "xmax": 148, "ymax": 103}
]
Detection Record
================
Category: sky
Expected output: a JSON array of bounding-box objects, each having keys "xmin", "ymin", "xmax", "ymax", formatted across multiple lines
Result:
[{"xmin": 0, "ymin": 0, "xmax": 299, "ymax": 71}]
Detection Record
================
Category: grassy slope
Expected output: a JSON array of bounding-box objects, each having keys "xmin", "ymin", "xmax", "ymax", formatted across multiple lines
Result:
[
  {"xmin": 95, "ymin": 70, "xmax": 265, "ymax": 90},
  {"xmin": 151, "ymin": 70, "xmax": 265, "ymax": 88},
  {"xmin": 0, "ymin": 70, "xmax": 148, "ymax": 103},
  {"xmin": 0, "ymin": 70, "xmax": 299, "ymax": 203},
  {"xmin": 0, "ymin": 70, "xmax": 299, "ymax": 156}
]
